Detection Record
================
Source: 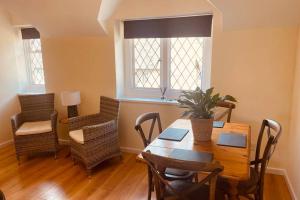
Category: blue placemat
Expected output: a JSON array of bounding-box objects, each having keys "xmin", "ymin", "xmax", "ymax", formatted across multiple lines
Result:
[
  {"xmin": 158, "ymin": 128, "xmax": 189, "ymax": 141},
  {"xmin": 213, "ymin": 121, "xmax": 225, "ymax": 128},
  {"xmin": 169, "ymin": 149, "xmax": 213, "ymax": 163},
  {"xmin": 217, "ymin": 133, "xmax": 247, "ymax": 148}
]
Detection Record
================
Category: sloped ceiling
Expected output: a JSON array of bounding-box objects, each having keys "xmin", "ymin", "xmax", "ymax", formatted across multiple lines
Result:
[
  {"xmin": 0, "ymin": 0, "xmax": 299, "ymax": 37},
  {"xmin": 209, "ymin": 0, "xmax": 300, "ymax": 30},
  {"xmin": 0, "ymin": 0, "xmax": 105, "ymax": 37}
]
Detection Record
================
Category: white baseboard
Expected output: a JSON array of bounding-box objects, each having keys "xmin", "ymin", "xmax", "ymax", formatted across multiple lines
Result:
[
  {"xmin": 282, "ymin": 169, "xmax": 298, "ymax": 200},
  {"xmin": 120, "ymin": 146, "xmax": 142, "ymax": 154},
  {"xmin": 266, "ymin": 167, "xmax": 285, "ymax": 175},
  {"xmin": 0, "ymin": 140, "xmax": 13, "ymax": 148},
  {"xmin": 267, "ymin": 167, "xmax": 297, "ymax": 200}
]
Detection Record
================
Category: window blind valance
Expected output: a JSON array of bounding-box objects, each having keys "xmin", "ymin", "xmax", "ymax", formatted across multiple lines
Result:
[
  {"xmin": 124, "ymin": 15, "xmax": 212, "ymax": 39},
  {"xmin": 21, "ymin": 28, "xmax": 40, "ymax": 39}
]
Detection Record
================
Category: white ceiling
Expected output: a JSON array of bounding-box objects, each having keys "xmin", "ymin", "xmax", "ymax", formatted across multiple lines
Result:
[{"xmin": 0, "ymin": 0, "xmax": 299, "ymax": 37}]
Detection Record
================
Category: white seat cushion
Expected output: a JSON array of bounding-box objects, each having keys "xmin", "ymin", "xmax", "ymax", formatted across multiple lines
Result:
[
  {"xmin": 16, "ymin": 120, "xmax": 52, "ymax": 136},
  {"xmin": 69, "ymin": 129, "xmax": 84, "ymax": 144}
]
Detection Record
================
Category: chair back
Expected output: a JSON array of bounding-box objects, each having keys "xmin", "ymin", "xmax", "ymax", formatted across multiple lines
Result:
[
  {"xmin": 18, "ymin": 93, "xmax": 54, "ymax": 122},
  {"xmin": 142, "ymin": 151, "xmax": 223, "ymax": 200},
  {"xmin": 215, "ymin": 101, "xmax": 236, "ymax": 122},
  {"xmin": 135, "ymin": 112, "xmax": 162, "ymax": 147},
  {"xmin": 100, "ymin": 96, "xmax": 120, "ymax": 121},
  {"xmin": 254, "ymin": 119, "xmax": 282, "ymax": 199}
]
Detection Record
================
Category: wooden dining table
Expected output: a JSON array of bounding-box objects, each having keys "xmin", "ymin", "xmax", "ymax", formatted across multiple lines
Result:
[{"xmin": 137, "ymin": 119, "xmax": 251, "ymax": 199}]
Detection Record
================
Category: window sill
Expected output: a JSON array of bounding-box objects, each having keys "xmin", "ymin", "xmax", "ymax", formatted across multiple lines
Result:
[{"xmin": 118, "ymin": 97, "xmax": 179, "ymax": 106}]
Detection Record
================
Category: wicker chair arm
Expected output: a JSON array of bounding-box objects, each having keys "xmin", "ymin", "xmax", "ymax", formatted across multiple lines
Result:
[
  {"xmin": 50, "ymin": 110, "xmax": 58, "ymax": 132},
  {"xmin": 11, "ymin": 113, "xmax": 23, "ymax": 134},
  {"xmin": 67, "ymin": 113, "xmax": 102, "ymax": 131},
  {"xmin": 82, "ymin": 120, "xmax": 117, "ymax": 142}
]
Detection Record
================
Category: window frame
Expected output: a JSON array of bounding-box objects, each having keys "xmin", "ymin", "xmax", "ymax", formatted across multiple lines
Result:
[
  {"xmin": 22, "ymin": 38, "xmax": 46, "ymax": 92},
  {"xmin": 124, "ymin": 37, "xmax": 212, "ymax": 99}
]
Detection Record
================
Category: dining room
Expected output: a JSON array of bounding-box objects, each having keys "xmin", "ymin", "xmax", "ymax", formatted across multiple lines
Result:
[{"xmin": 0, "ymin": 0, "xmax": 299, "ymax": 199}]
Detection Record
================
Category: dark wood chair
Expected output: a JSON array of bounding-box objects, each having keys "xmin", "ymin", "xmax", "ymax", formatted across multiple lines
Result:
[
  {"xmin": 135, "ymin": 112, "xmax": 197, "ymax": 200},
  {"xmin": 0, "ymin": 190, "xmax": 5, "ymax": 200},
  {"xmin": 218, "ymin": 119, "xmax": 282, "ymax": 200},
  {"xmin": 215, "ymin": 101, "xmax": 236, "ymax": 122},
  {"xmin": 142, "ymin": 151, "xmax": 225, "ymax": 200}
]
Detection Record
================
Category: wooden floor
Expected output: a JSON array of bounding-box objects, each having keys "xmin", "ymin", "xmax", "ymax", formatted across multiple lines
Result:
[{"xmin": 0, "ymin": 145, "xmax": 291, "ymax": 200}]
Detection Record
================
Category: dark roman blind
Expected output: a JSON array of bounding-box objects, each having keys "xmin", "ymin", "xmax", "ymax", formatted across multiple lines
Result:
[
  {"xmin": 21, "ymin": 28, "xmax": 40, "ymax": 39},
  {"xmin": 124, "ymin": 15, "xmax": 212, "ymax": 39}
]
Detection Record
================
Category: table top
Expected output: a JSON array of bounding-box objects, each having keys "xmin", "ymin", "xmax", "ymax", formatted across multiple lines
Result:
[{"xmin": 137, "ymin": 119, "xmax": 251, "ymax": 181}]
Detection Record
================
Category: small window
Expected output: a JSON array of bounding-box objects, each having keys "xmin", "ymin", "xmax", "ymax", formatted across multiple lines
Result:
[
  {"xmin": 123, "ymin": 15, "xmax": 212, "ymax": 99},
  {"xmin": 23, "ymin": 38, "xmax": 45, "ymax": 85},
  {"xmin": 21, "ymin": 28, "xmax": 45, "ymax": 88}
]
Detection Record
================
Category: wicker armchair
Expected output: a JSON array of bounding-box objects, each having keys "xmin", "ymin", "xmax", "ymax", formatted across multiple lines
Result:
[
  {"xmin": 68, "ymin": 96, "xmax": 121, "ymax": 175},
  {"xmin": 11, "ymin": 93, "xmax": 58, "ymax": 163}
]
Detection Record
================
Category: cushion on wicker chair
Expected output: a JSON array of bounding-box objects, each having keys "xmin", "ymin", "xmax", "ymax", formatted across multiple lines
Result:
[
  {"xmin": 16, "ymin": 120, "xmax": 52, "ymax": 135},
  {"xmin": 69, "ymin": 129, "xmax": 84, "ymax": 144}
]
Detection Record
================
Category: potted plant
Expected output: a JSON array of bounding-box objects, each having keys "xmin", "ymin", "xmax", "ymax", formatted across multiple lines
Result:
[{"xmin": 178, "ymin": 87, "xmax": 237, "ymax": 142}]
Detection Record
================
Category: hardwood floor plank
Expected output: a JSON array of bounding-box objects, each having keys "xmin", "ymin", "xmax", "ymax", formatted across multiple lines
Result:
[{"xmin": 0, "ymin": 145, "xmax": 292, "ymax": 200}]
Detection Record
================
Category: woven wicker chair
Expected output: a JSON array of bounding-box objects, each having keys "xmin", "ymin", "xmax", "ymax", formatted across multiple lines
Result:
[
  {"xmin": 68, "ymin": 96, "xmax": 121, "ymax": 175},
  {"xmin": 11, "ymin": 93, "xmax": 58, "ymax": 163}
]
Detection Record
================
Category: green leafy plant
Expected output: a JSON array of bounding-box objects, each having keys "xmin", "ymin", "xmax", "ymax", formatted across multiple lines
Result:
[{"xmin": 178, "ymin": 87, "xmax": 237, "ymax": 119}]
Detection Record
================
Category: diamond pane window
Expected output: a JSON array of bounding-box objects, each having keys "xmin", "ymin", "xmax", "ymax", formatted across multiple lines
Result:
[
  {"xmin": 133, "ymin": 38, "xmax": 161, "ymax": 88},
  {"xmin": 170, "ymin": 37, "xmax": 204, "ymax": 90},
  {"xmin": 24, "ymin": 39, "xmax": 45, "ymax": 85}
]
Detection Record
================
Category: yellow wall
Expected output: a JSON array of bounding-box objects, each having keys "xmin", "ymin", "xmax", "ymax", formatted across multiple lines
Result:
[
  {"xmin": 0, "ymin": 9, "xmax": 20, "ymax": 144},
  {"xmin": 42, "ymin": 26, "xmax": 298, "ymax": 169},
  {"xmin": 286, "ymin": 27, "xmax": 300, "ymax": 198},
  {"xmin": 42, "ymin": 36, "xmax": 116, "ymax": 139},
  {"xmin": 37, "ymin": 0, "xmax": 297, "ymax": 172}
]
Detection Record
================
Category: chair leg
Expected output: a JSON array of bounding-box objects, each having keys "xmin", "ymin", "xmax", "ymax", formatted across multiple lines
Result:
[
  {"xmin": 16, "ymin": 154, "xmax": 20, "ymax": 165},
  {"xmin": 194, "ymin": 173, "xmax": 198, "ymax": 182},
  {"xmin": 86, "ymin": 168, "xmax": 92, "ymax": 178},
  {"xmin": 54, "ymin": 152, "xmax": 57, "ymax": 160},
  {"xmin": 147, "ymin": 168, "xmax": 153, "ymax": 200},
  {"xmin": 72, "ymin": 156, "xmax": 77, "ymax": 165}
]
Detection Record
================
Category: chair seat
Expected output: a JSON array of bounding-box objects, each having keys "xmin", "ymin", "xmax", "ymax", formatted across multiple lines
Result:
[
  {"xmin": 217, "ymin": 167, "xmax": 259, "ymax": 196},
  {"xmin": 165, "ymin": 180, "xmax": 225, "ymax": 200},
  {"xmin": 16, "ymin": 120, "xmax": 52, "ymax": 136},
  {"xmin": 165, "ymin": 168, "xmax": 195, "ymax": 180},
  {"xmin": 237, "ymin": 167, "xmax": 259, "ymax": 194},
  {"xmin": 69, "ymin": 129, "xmax": 84, "ymax": 144}
]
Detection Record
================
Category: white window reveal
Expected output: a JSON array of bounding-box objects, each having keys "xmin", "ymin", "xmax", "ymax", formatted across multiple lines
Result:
[{"xmin": 123, "ymin": 15, "xmax": 213, "ymax": 99}]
